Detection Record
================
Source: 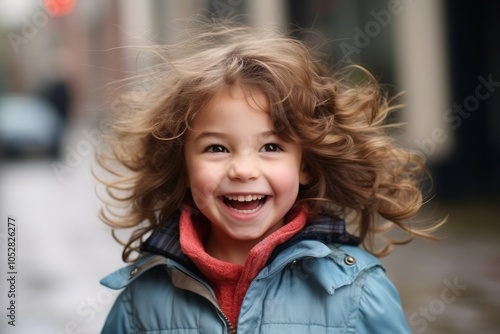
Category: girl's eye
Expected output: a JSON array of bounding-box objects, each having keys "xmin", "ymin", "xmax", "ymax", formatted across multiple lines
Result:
[
  {"xmin": 206, "ymin": 145, "xmax": 228, "ymax": 153},
  {"xmin": 261, "ymin": 143, "xmax": 282, "ymax": 152}
]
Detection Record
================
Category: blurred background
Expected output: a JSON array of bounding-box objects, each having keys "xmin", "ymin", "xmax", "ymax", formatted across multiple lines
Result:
[{"xmin": 0, "ymin": 0, "xmax": 498, "ymax": 333}]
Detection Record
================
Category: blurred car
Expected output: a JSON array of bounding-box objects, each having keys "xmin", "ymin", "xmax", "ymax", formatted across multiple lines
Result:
[{"xmin": 0, "ymin": 94, "xmax": 63, "ymax": 159}]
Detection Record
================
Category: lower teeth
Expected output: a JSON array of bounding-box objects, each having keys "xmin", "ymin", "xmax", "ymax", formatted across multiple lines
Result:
[{"xmin": 229, "ymin": 202, "xmax": 263, "ymax": 214}]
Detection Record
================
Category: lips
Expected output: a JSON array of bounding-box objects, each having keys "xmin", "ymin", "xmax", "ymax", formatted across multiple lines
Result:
[{"xmin": 223, "ymin": 194, "xmax": 267, "ymax": 214}]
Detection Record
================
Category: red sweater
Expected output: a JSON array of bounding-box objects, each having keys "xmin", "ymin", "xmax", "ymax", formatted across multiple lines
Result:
[{"xmin": 179, "ymin": 206, "xmax": 308, "ymax": 327}]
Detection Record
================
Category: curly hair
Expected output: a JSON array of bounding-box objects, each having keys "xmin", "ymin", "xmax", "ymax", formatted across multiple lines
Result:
[{"xmin": 96, "ymin": 19, "xmax": 441, "ymax": 262}]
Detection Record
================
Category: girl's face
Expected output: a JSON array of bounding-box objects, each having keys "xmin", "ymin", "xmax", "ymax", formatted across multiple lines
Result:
[{"xmin": 184, "ymin": 86, "xmax": 308, "ymax": 247}]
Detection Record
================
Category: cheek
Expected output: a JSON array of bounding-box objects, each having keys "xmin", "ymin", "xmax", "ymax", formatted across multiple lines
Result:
[
  {"xmin": 189, "ymin": 167, "xmax": 214, "ymax": 190},
  {"xmin": 185, "ymin": 156, "xmax": 208, "ymax": 188},
  {"xmin": 188, "ymin": 173, "xmax": 219, "ymax": 212},
  {"xmin": 269, "ymin": 167, "xmax": 301, "ymax": 197},
  {"xmin": 187, "ymin": 165, "xmax": 221, "ymax": 199}
]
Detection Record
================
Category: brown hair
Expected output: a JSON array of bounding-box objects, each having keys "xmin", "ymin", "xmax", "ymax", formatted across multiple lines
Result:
[{"xmin": 97, "ymin": 19, "xmax": 441, "ymax": 262}]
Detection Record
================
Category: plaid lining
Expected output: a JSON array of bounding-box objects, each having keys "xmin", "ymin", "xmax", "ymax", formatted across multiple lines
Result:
[
  {"xmin": 267, "ymin": 214, "xmax": 360, "ymax": 265},
  {"xmin": 140, "ymin": 212, "xmax": 196, "ymax": 269},
  {"xmin": 140, "ymin": 210, "xmax": 359, "ymax": 268}
]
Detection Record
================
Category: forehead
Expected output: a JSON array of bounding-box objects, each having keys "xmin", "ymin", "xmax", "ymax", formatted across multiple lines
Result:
[{"xmin": 191, "ymin": 86, "xmax": 269, "ymax": 125}]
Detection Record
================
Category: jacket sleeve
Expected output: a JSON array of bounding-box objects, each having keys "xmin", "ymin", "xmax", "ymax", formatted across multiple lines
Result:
[
  {"xmin": 101, "ymin": 289, "xmax": 134, "ymax": 334},
  {"xmin": 355, "ymin": 266, "xmax": 412, "ymax": 333}
]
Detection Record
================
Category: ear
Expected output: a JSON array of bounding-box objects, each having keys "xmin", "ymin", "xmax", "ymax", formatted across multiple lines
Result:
[{"xmin": 299, "ymin": 162, "xmax": 310, "ymax": 185}]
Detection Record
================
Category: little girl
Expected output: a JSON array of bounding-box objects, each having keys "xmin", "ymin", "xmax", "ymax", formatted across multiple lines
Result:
[{"xmin": 98, "ymin": 19, "xmax": 439, "ymax": 333}]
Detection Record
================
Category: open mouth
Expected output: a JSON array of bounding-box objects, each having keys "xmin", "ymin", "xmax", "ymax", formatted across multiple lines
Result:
[{"xmin": 223, "ymin": 194, "xmax": 267, "ymax": 214}]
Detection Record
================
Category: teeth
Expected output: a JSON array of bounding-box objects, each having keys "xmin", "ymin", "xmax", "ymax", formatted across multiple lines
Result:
[
  {"xmin": 224, "ymin": 194, "xmax": 264, "ymax": 202},
  {"xmin": 231, "ymin": 205, "xmax": 263, "ymax": 214}
]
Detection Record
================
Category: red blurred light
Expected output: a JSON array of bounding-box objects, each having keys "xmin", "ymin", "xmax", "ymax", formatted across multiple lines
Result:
[{"xmin": 45, "ymin": 0, "xmax": 76, "ymax": 16}]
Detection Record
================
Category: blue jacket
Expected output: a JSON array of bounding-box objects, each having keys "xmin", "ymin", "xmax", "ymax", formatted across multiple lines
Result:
[{"xmin": 100, "ymin": 215, "xmax": 411, "ymax": 333}]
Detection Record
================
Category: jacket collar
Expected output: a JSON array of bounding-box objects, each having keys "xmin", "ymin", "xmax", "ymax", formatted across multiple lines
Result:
[
  {"xmin": 261, "ymin": 240, "xmax": 382, "ymax": 295},
  {"xmin": 141, "ymin": 207, "xmax": 358, "ymax": 264},
  {"xmin": 139, "ymin": 211, "xmax": 197, "ymax": 270},
  {"xmin": 102, "ymin": 208, "xmax": 370, "ymax": 294},
  {"xmin": 101, "ymin": 207, "xmax": 372, "ymax": 294},
  {"xmin": 266, "ymin": 213, "xmax": 359, "ymax": 264},
  {"xmin": 101, "ymin": 241, "xmax": 382, "ymax": 297}
]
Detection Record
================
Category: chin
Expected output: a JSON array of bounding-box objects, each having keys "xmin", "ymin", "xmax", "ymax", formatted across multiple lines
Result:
[{"xmin": 222, "ymin": 229, "xmax": 265, "ymax": 242}]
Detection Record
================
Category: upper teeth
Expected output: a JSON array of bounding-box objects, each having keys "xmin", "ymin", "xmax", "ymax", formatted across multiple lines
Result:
[{"xmin": 225, "ymin": 194, "xmax": 264, "ymax": 202}]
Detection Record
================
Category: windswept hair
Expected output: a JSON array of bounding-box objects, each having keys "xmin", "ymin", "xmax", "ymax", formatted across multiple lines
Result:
[{"xmin": 97, "ymin": 19, "xmax": 441, "ymax": 262}]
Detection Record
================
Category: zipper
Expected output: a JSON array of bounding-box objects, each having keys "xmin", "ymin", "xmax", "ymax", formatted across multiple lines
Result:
[
  {"xmin": 207, "ymin": 292, "xmax": 237, "ymax": 333},
  {"xmin": 170, "ymin": 267, "xmax": 237, "ymax": 333},
  {"xmin": 220, "ymin": 311, "xmax": 237, "ymax": 334}
]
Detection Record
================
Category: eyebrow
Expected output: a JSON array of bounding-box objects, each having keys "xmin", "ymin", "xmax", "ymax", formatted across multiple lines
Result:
[
  {"xmin": 192, "ymin": 130, "xmax": 277, "ymax": 143},
  {"xmin": 192, "ymin": 131, "xmax": 227, "ymax": 143}
]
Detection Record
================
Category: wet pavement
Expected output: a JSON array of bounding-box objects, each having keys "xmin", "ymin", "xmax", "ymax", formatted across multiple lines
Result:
[
  {"xmin": 0, "ymin": 156, "xmax": 499, "ymax": 333},
  {"xmin": 382, "ymin": 199, "xmax": 500, "ymax": 333}
]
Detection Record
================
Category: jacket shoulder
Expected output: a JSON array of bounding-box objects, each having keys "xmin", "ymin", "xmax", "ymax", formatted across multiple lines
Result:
[
  {"xmin": 329, "ymin": 244, "xmax": 383, "ymax": 270},
  {"xmin": 100, "ymin": 255, "xmax": 220, "ymax": 333},
  {"xmin": 100, "ymin": 253, "xmax": 194, "ymax": 290},
  {"xmin": 327, "ymin": 244, "xmax": 411, "ymax": 333},
  {"xmin": 307, "ymin": 243, "xmax": 384, "ymax": 294},
  {"xmin": 100, "ymin": 264, "xmax": 171, "ymax": 334}
]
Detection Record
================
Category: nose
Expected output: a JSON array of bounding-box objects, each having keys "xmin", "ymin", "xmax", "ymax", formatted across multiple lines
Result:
[{"xmin": 228, "ymin": 153, "xmax": 260, "ymax": 182}]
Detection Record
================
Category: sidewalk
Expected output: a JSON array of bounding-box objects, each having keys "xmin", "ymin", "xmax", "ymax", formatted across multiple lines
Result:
[
  {"xmin": 382, "ymin": 198, "xmax": 500, "ymax": 334},
  {"xmin": 0, "ymin": 158, "xmax": 123, "ymax": 334}
]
